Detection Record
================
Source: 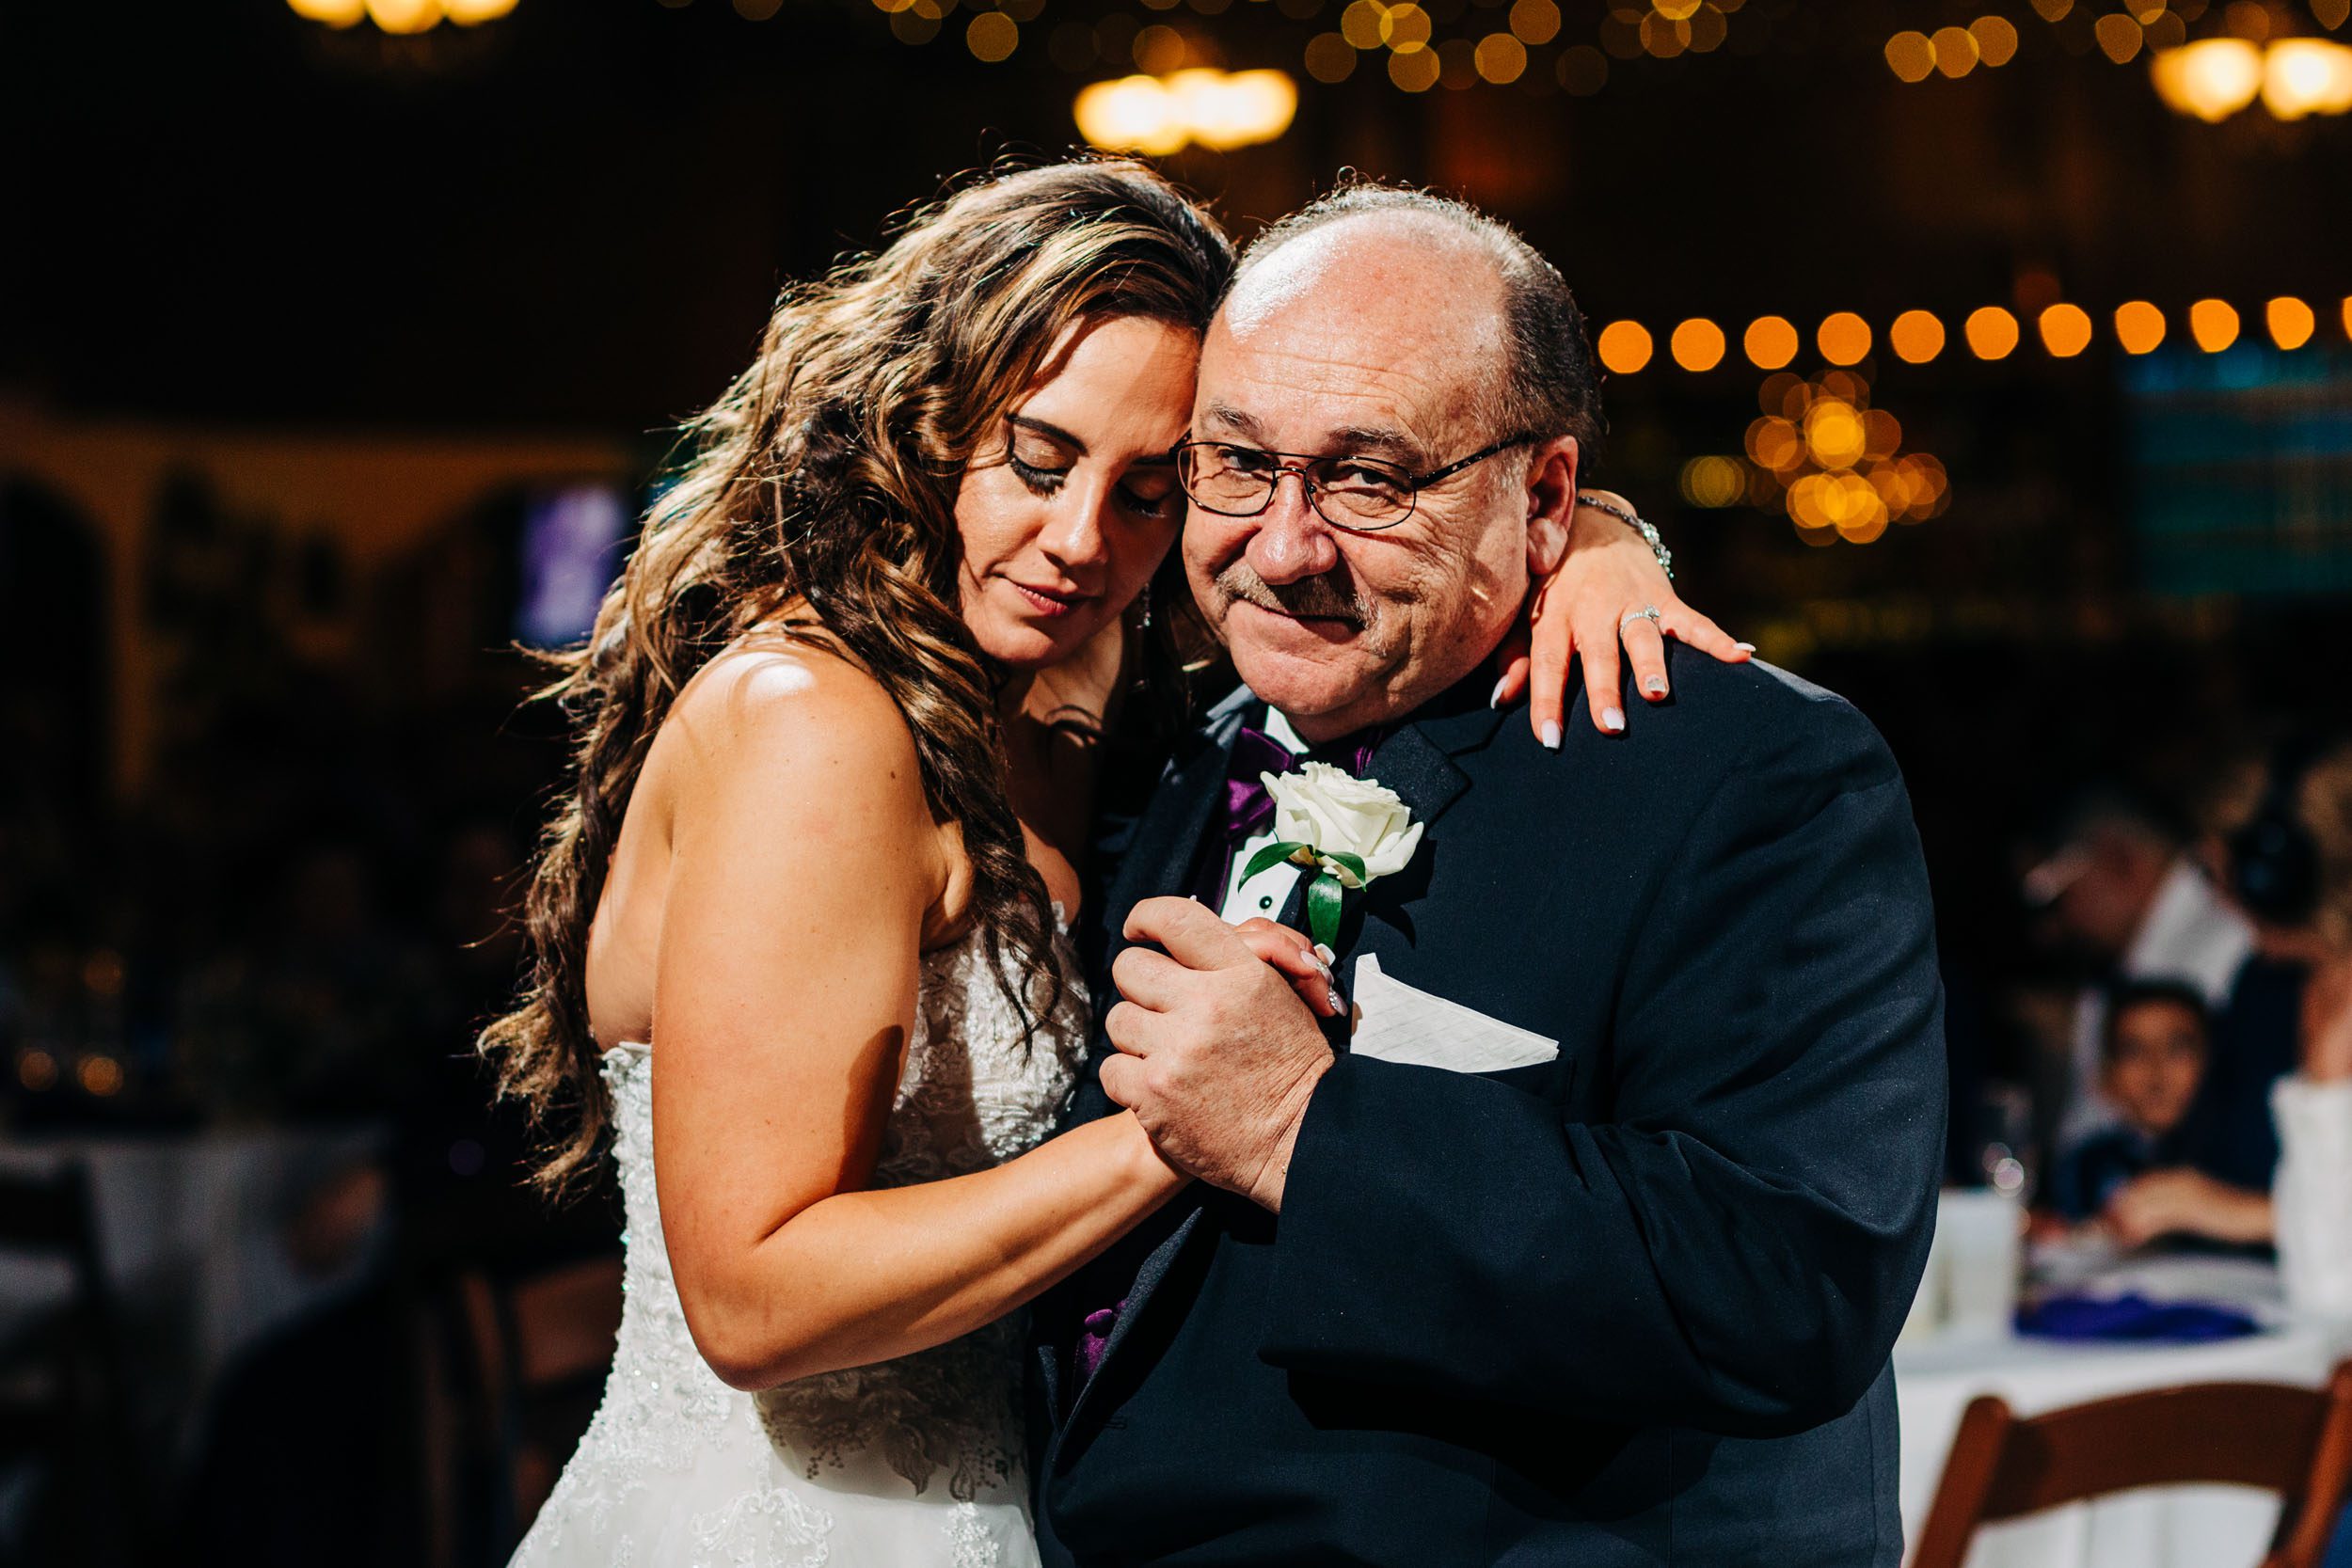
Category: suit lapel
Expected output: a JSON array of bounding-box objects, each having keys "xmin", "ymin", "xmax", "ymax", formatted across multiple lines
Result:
[{"xmin": 1061, "ymin": 680, "xmax": 1506, "ymax": 1443}]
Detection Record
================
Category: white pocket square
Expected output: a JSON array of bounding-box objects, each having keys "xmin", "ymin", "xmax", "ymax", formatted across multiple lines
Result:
[{"xmin": 1347, "ymin": 955, "xmax": 1560, "ymax": 1073}]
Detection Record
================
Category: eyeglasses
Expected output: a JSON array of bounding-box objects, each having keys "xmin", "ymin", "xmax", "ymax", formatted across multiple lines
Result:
[{"xmin": 1172, "ymin": 434, "xmax": 1536, "ymax": 532}]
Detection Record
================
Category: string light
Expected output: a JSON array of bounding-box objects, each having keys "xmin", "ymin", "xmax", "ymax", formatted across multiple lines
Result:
[
  {"xmin": 1965, "ymin": 307, "xmax": 2022, "ymax": 360},
  {"xmin": 2151, "ymin": 34, "xmax": 2352, "ymax": 120},
  {"xmin": 2038, "ymin": 303, "xmax": 2093, "ymax": 357},
  {"xmin": 1889, "ymin": 309, "xmax": 1946, "ymax": 364},
  {"xmin": 1670, "ymin": 318, "xmax": 1726, "ymax": 372},
  {"xmin": 2188, "ymin": 296, "xmax": 2241, "ymax": 352},
  {"xmin": 2267, "ymin": 296, "xmax": 2316, "ymax": 350},
  {"xmin": 286, "ymin": 0, "xmax": 517, "ymax": 27},
  {"xmin": 1597, "ymin": 320, "xmax": 1655, "ymax": 375},
  {"xmin": 1073, "ymin": 69, "xmax": 1296, "ymax": 152},
  {"xmin": 2113, "ymin": 300, "xmax": 2168, "ymax": 354},
  {"xmin": 1818, "ymin": 311, "xmax": 1873, "ymax": 366},
  {"xmin": 1743, "ymin": 316, "xmax": 1799, "ymax": 371}
]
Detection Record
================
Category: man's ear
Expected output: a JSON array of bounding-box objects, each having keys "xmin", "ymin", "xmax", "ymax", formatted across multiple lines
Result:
[{"xmin": 1523, "ymin": 436, "xmax": 1580, "ymax": 577}]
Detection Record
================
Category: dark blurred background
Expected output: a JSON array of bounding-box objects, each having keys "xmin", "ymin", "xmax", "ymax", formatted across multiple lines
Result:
[{"xmin": 3, "ymin": 0, "xmax": 2348, "ymax": 1561}]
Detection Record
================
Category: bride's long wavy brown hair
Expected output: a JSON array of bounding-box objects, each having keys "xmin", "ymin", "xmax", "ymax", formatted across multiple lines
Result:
[{"xmin": 481, "ymin": 161, "xmax": 1233, "ymax": 1194}]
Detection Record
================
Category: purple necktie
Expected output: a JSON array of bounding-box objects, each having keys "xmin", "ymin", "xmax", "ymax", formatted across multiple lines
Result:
[{"xmin": 1072, "ymin": 716, "xmax": 1386, "ymax": 1389}]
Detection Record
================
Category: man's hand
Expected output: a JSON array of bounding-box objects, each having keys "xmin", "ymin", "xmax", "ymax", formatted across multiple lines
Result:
[
  {"xmin": 1098, "ymin": 897, "xmax": 1337, "ymax": 1212},
  {"xmin": 2102, "ymin": 1167, "xmax": 2275, "ymax": 1248}
]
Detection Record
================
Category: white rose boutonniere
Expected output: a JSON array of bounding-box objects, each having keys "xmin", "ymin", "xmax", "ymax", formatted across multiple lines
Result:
[{"xmin": 1245, "ymin": 761, "xmax": 1425, "ymax": 948}]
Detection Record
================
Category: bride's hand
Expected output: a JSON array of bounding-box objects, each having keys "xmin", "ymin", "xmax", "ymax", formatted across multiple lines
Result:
[
  {"xmin": 1493, "ymin": 489, "xmax": 1751, "ymax": 745},
  {"xmin": 1229, "ymin": 915, "xmax": 1343, "ymax": 1020}
]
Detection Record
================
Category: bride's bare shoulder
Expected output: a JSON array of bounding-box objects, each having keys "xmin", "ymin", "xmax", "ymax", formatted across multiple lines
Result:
[{"xmin": 654, "ymin": 629, "xmax": 927, "ymax": 828}]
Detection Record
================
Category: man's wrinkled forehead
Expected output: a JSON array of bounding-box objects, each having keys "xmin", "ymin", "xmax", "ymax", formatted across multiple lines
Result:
[{"xmin": 1202, "ymin": 214, "xmax": 1509, "ymax": 440}]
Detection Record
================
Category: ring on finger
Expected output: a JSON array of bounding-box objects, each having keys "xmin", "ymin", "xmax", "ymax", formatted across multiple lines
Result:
[{"xmin": 1619, "ymin": 605, "xmax": 1663, "ymax": 630}]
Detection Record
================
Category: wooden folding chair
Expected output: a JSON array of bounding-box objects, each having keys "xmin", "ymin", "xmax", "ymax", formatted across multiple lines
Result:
[
  {"xmin": 453, "ymin": 1253, "xmax": 625, "ymax": 1547},
  {"xmin": 1911, "ymin": 1360, "xmax": 2352, "ymax": 1568}
]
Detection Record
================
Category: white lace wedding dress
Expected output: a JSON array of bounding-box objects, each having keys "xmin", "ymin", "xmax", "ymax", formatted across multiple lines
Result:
[{"xmin": 512, "ymin": 927, "xmax": 1085, "ymax": 1568}]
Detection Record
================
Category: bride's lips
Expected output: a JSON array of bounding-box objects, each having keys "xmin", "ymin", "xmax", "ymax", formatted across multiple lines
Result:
[{"xmin": 1007, "ymin": 578, "xmax": 1096, "ymax": 618}]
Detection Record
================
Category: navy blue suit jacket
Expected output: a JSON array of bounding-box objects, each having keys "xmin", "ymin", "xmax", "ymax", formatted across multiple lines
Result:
[{"xmin": 1031, "ymin": 648, "xmax": 1947, "ymax": 1567}]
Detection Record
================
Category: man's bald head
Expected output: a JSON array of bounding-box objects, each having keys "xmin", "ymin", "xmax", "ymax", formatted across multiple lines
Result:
[
  {"xmin": 1182, "ymin": 182, "xmax": 1599, "ymax": 742},
  {"xmin": 1223, "ymin": 182, "xmax": 1603, "ymax": 452}
]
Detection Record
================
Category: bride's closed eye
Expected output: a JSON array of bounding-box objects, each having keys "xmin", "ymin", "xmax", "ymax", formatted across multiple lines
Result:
[{"xmin": 1009, "ymin": 446, "xmax": 1177, "ymax": 522}]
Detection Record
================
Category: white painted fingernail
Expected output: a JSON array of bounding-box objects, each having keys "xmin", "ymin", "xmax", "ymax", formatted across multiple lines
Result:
[
  {"xmin": 1642, "ymin": 675, "xmax": 1667, "ymax": 696},
  {"xmin": 1736, "ymin": 641, "xmax": 1756, "ymax": 653},
  {"xmin": 1540, "ymin": 720, "xmax": 1562, "ymax": 751},
  {"xmin": 1488, "ymin": 674, "xmax": 1508, "ymax": 709},
  {"xmin": 1327, "ymin": 986, "xmax": 1344, "ymax": 1014},
  {"xmin": 1312, "ymin": 943, "xmax": 1337, "ymax": 965},
  {"xmin": 1602, "ymin": 706, "xmax": 1626, "ymax": 733}
]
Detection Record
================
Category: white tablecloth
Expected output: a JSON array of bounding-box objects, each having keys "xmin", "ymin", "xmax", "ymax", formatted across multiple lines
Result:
[{"xmin": 1896, "ymin": 1257, "xmax": 2352, "ymax": 1568}]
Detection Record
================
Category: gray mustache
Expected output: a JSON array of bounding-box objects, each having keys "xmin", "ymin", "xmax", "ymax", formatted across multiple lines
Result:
[{"xmin": 1216, "ymin": 562, "xmax": 1368, "ymax": 626}]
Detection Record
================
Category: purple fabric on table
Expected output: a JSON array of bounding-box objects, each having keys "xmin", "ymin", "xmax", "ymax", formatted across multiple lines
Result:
[{"xmin": 2014, "ymin": 1291, "xmax": 2261, "ymax": 1343}]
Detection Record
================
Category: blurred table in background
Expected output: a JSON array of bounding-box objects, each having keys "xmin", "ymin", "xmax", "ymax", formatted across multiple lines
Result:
[
  {"xmin": 0, "ymin": 1123, "xmax": 389, "ymax": 1463},
  {"xmin": 1896, "ymin": 1255, "xmax": 2352, "ymax": 1568}
]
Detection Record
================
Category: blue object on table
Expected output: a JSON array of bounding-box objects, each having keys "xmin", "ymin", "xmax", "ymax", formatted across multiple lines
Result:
[{"xmin": 2015, "ymin": 1291, "xmax": 2261, "ymax": 1343}]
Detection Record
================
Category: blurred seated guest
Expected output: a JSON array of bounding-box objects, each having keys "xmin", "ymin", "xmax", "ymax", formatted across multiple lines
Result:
[
  {"xmin": 2048, "ymin": 980, "xmax": 2269, "ymax": 1247},
  {"xmin": 2028, "ymin": 790, "xmax": 2254, "ymax": 1150},
  {"xmin": 2272, "ymin": 744, "xmax": 2352, "ymax": 1318}
]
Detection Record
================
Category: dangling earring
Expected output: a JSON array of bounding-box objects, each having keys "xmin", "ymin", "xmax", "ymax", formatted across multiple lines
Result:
[{"xmin": 1138, "ymin": 579, "xmax": 1154, "ymax": 631}]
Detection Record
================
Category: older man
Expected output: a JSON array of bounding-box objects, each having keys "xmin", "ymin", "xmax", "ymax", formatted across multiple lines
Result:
[{"xmin": 1030, "ymin": 184, "xmax": 1946, "ymax": 1567}]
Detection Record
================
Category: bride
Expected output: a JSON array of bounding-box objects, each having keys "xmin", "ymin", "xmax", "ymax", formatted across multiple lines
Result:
[{"xmin": 478, "ymin": 160, "xmax": 1740, "ymax": 1567}]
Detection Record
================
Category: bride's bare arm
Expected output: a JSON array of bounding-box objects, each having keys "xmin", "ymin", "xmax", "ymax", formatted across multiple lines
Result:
[{"xmin": 648, "ymin": 651, "xmax": 1182, "ymax": 1392}]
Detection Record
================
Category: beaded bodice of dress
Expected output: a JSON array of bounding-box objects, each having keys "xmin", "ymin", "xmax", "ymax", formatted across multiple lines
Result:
[{"xmin": 581, "ymin": 924, "xmax": 1084, "ymax": 1513}]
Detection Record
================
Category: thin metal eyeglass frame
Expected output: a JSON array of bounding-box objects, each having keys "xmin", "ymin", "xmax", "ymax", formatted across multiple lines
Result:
[{"xmin": 1173, "ymin": 434, "xmax": 1538, "ymax": 531}]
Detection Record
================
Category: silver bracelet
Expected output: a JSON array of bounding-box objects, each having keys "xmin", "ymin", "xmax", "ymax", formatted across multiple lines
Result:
[{"xmin": 1577, "ymin": 491, "xmax": 1673, "ymax": 581}]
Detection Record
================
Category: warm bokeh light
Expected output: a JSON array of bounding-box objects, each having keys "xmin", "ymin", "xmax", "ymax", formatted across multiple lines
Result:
[
  {"xmin": 288, "ymin": 0, "xmax": 367, "ymax": 24},
  {"xmin": 79, "ymin": 1055, "xmax": 125, "ymax": 1098},
  {"xmin": 2038, "ymin": 303, "xmax": 2093, "ymax": 357},
  {"xmin": 1743, "ymin": 316, "xmax": 1799, "ymax": 371},
  {"xmin": 1073, "ymin": 69, "xmax": 1296, "ymax": 154},
  {"xmin": 2262, "ymin": 38, "xmax": 2352, "ymax": 119},
  {"xmin": 1818, "ymin": 311, "xmax": 1872, "ymax": 366},
  {"xmin": 2188, "ymin": 296, "xmax": 2241, "ymax": 352},
  {"xmin": 1388, "ymin": 44, "xmax": 1440, "ymax": 89},
  {"xmin": 1475, "ymin": 32, "xmax": 1527, "ymax": 83},
  {"xmin": 2266, "ymin": 295, "xmax": 2316, "ymax": 350},
  {"xmin": 2093, "ymin": 11, "xmax": 2143, "ymax": 64},
  {"xmin": 1964, "ymin": 306, "xmax": 2020, "ymax": 359},
  {"xmin": 1597, "ymin": 320, "xmax": 1654, "ymax": 374},
  {"xmin": 967, "ymin": 11, "xmax": 1019, "ymax": 60},
  {"xmin": 1804, "ymin": 399, "xmax": 1867, "ymax": 468},
  {"xmin": 367, "ymin": 0, "xmax": 443, "ymax": 32},
  {"xmin": 1508, "ymin": 0, "xmax": 1561, "ymax": 45},
  {"xmin": 1746, "ymin": 415, "xmax": 1804, "ymax": 471},
  {"xmin": 2113, "ymin": 300, "xmax": 2167, "ymax": 354},
  {"xmin": 1678, "ymin": 456, "xmax": 1747, "ymax": 509},
  {"xmin": 1970, "ymin": 15, "xmax": 2019, "ymax": 67},
  {"xmin": 1670, "ymin": 318, "xmax": 1727, "ymax": 372},
  {"xmin": 18, "ymin": 1050, "xmax": 58, "ymax": 1093},
  {"xmin": 444, "ymin": 0, "xmax": 519, "ymax": 20},
  {"xmin": 1931, "ymin": 24, "xmax": 1979, "ymax": 77},
  {"xmin": 2149, "ymin": 37, "xmax": 2265, "ymax": 120},
  {"xmin": 1884, "ymin": 30, "xmax": 1934, "ymax": 82},
  {"xmin": 1340, "ymin": 0, "xmax": 1387, "ymax": 49},
  {"xmin": 1889, "ymin": 309, "xmax": 1946, "ymax": 364},
  {"xmin": 1304, "ymin": 32, "xmax": 1356, "ymax": 81},
  {"xmin": 1385, "ymin": 3, "xmax": 1433, "ymax": 50},
  {"xmin": 1863, "ymin": 407, "xmax": 1903, "ymax": 460}
]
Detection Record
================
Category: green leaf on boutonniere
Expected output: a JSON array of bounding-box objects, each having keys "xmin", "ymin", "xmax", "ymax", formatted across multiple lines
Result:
[
  {"xmin": 1242, "ymin": 840, "xmax": 1311, "ymax": 882},
  {"xmin": 1306, "ymin": 872, "xmax": 1343, "ymax": 951}
]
